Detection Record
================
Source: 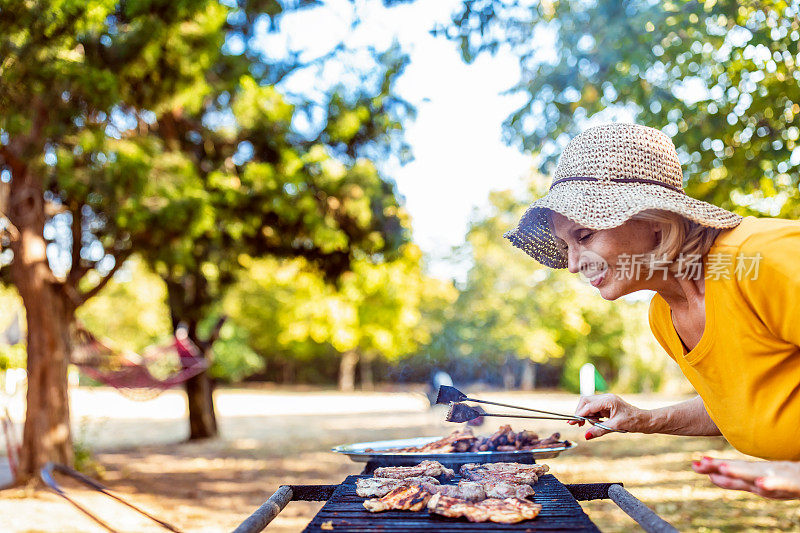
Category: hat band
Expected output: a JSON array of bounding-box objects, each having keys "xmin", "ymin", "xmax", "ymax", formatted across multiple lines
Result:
[{"xmin": 550, "ymin": 176, "xmax": 684, "ymax": 194}]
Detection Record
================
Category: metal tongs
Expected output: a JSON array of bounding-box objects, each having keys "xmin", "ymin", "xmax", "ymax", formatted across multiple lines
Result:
[{"xmin": 437, "ymin": 385, "xmax": 626, "ymax": 433}]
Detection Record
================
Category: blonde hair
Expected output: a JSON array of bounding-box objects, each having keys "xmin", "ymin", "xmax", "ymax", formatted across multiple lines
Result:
[{"xmin": 629, "ymin": 209, "xmax": 723, "ymax": 272}]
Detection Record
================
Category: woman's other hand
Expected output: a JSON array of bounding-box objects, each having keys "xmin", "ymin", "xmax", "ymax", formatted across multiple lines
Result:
[
  {"xmin": 571, "ymin": 393, "xmax": 650, "ymax": 439},
  {"xmin": 692, "ymin": 457, "xmax": 800, "ymax": 499}
]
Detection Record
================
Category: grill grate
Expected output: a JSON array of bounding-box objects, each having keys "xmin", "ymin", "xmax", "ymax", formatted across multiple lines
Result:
[{"xmin": 303, "ymin": 474, "xmax": 600, "ymax": 532}]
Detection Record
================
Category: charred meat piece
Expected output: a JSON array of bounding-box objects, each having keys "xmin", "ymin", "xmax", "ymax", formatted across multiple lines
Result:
[
  {"xmin": 485, "ymin": 424, "xmax": 515, "ymax": 448},
  {"xmin": 537, "ymin": 432, "xmax": 562, "ymax": 446},
  {"xmin": 466, "ymin": 428, "xmax": 565, "ymax": 452},
  {"xmin": 374, "ymin": 460, "xmax": 455, "ymax": 480},
  {"xmin": 427, "ymin": 481, "xmax": 486, "ymax": 502},
  {"xmin": 355, "ymin": 476, "xmax": 440, "ymax": 497},
  {"xmin": 514, "ymin": 430, "xmax": 539, "ymax": 447},
  {"xmin": 427, "ymin": 493, "xmax": 542, "ymax": 524},
  {"xmin": 363, "ymin": 485, "xmax": 433, "ymax": 512}
]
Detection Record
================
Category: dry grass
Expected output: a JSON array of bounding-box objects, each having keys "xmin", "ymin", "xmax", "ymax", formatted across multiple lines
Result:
[{"xmin": 1, "ymin": 387, "xmax": 798, "ymax": 532}]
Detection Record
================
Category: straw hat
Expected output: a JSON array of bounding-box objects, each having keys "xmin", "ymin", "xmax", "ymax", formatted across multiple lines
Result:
[{"xmin": 504, "ymin": 123, "xmax": 743, "ymax": 268}]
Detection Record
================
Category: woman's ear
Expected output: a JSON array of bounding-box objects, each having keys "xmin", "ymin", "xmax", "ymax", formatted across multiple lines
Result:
[{"xmin": 652, "ymin": 224, "xmax": 663, "ymax": 245}]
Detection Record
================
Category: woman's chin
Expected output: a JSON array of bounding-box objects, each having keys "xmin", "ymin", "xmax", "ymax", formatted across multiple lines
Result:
[{"xmin": 596, "ymin": 280, "xmax": 623, "ymax": 301}]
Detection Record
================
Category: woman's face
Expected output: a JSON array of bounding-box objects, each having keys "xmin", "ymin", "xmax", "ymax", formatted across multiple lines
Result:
[{"xmin": 550, "ymin": 213, "xmax": 661, "ymax": 300}]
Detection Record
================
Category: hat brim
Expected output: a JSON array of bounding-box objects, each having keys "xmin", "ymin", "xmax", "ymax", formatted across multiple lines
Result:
[{"xmin": 504, "ymin": 181, "xmax": 743, "ymax": 269}]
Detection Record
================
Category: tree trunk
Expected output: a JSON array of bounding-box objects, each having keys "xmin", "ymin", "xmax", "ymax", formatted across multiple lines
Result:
[
  {"xmin": 282, "ymin": 359, "xmax": 294, "ymax": 383},
  {"xmin": 360, "ymin": 357, "xmax": 374, "ymax": 391},
  {"xmin": 338, "ymin": 350, "xmax": 358, "ymax": 391},
  {"xmin": 502, "ymin": 354, "xmax": 516, "ymax": 390},
  {"xmin": 184, "ymin": 367, "xmax": 217, "ymax": 440},
  {"xmin": 183, "ymin": 321, "xmax": 222, "ymax": 440},
  {"xmin": 9, "ymin": 188, "xmax": 74, "ymax": 483},
  {"xmin": 520, "ymin": 360, "xmax": 536, "ymax": 391}
]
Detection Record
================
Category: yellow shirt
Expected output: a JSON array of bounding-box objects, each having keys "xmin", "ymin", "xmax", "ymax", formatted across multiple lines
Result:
[{"xmin": 649, "ymin": 216, "xmax": 800, "ymax": 460}]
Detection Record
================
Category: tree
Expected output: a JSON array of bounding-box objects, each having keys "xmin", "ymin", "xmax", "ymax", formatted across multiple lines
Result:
[
  {"xmin": 442, "ymin": 0, "xmax": 800, "ymax": 216},
  {"xmin": 223, "ymin": 243, "xmax": 454, "ymax": 390},
  {"xmin": 0, "ymin": 0, "xmax": 412, "ymax": 481}
]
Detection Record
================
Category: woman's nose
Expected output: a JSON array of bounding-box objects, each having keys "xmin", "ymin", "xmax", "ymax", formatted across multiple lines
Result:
[{"xmin": 567, "ymin": 247, "xmax": 581, "ymax": 274}]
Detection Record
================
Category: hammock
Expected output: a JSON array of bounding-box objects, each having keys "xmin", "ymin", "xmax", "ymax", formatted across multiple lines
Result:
[{"xmin": 70, "ymin": 324, "xmax": 210, "ymax": 401}]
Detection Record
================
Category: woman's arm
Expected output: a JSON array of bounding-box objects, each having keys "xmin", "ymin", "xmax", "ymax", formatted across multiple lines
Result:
[{"xmin": 574, "ymin": 394, "xmax": 721, "ymax": 439}]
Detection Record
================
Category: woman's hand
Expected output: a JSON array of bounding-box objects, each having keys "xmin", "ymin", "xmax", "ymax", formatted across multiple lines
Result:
[
  {"xmin": 571, "ymin": 393, "xmax": 650, "ymax": 439},
  {"xmin": 571, "ymin": 394, "xmax": 720, "ymax": 439},
  {"xmin": 692, "ymin": 457, "xmax": 800, "ymax": 499}
]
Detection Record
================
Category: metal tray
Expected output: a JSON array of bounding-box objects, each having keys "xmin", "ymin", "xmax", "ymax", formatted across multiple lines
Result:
[{"xmin": 332, "ymin": 436, "xmax": 576, "ymax": 465}]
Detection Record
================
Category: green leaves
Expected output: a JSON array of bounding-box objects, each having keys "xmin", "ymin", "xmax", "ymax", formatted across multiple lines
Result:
[
  {"xmin": 447, "ymin": 0, "xmax": 800, "ymax": 218},
  {"xmin": 222, "ymin": 242, "xmax": 454, "ymax": 372},
  {"xmin": 232, "ymin": 77, "xmax": 294, "ymax": 132},
  {"xmin": 1, "ymin": 0, "xmax": 414, "ymax": 335}
]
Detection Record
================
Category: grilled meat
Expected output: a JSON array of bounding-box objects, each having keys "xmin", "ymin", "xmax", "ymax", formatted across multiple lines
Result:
[
  {"xmin": 427, "ymin": 493, "xmax": 542, "ymax": 524},
  {"xmin": 471, "ymin": 426, "xmax": 564, "ymax": 451},
  {"xmin": 460, "ymin": 462, "xmax": 549, "ymax": 486},
  {"xmin": 536, "ymin": 432, "xmax": 562, "ymax": 446},
  {"xmin": 475, "ymin": 497, "xmax": 542, "ymax": 523},
  {"xmin": 363, "ymin": 485, "xmax": 433, "ymax": 512},
  {"xmin": 368, "ymin": 428, "xmax": 478, "ymax": 453},
  {"xmin": 427, "ymin": 480, "xmax": 486, "ymax": 502},
  {"xmin": 482, "ymin": 480, "xmax": 535, "ymax": 499},
  {"xmin": 426, "ymin": 493, "xmax": 479, "ymax": 520},
  {"xmin": 373, "ymin": 460, "xmax": 455, "ymax": 480},
  {"xmin": 355, "ymin": 476, "xmax": 440, "ymax": 497}
]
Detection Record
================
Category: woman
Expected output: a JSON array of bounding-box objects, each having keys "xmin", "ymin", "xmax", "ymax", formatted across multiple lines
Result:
[{"xmin": 504, "ymin": 123, "xmax": 800, "ymax": 499}]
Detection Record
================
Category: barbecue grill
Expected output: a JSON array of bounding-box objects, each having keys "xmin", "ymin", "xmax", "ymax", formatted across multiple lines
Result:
[{"xmin": 234, "ymin": 464, "xmax": 678, "ymax": 532}]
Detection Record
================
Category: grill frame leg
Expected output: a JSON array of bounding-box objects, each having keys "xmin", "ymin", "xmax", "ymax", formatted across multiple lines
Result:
[
  {"xmin": 232, "ymin": 484, "xmax": 336, "ymax": 533},
  {"xmin": 607, "ymin": 484, "xmax": 678, "ymax": 533},
  {"xmin": 567, "ymin": 482, "xmax": 678, "ymax": 533}
]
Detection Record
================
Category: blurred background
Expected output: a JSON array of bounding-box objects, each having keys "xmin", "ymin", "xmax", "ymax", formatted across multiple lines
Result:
[{"xmin": 2, "ymin": 0, "xmax": 800, "ymax": 531}]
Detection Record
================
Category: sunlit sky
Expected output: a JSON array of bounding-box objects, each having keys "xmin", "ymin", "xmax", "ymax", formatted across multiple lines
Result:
[{"xmin": 272, "ymin": 0, "xmax": 535, "ymax": 280}]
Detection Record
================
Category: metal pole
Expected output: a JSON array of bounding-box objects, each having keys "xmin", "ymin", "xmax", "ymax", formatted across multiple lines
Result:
[
  {"xmin": 608, "ymin": 484, "xmax": 678, "ymax": 533},
  {"xmin": 232, "ymin": 485, "xmax": 293, "ymax": 533}
]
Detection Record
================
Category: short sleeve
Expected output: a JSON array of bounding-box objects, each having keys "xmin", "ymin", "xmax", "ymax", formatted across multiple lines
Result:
[{"xmin": 736, "ymin": 229, "xmax": 800, "ymax": 347}]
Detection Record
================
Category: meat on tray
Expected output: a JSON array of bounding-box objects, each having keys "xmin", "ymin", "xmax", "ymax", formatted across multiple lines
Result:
[
  {"xmin": 362, "ymin": 485, "xmax": 433, "ymax": 512},
  {"xmin": 369, "ymin": 428, "xmax": 478, "ymax": 453},
  {"xmin": 356, "ymin": 475, "xmax": 440, "ymax": 497},
  {"xmin": 473, "ymin": 425, "xmax": 563, "ymax": 452},
  {"xmin": 366, "ymin": 425, "xmax": 566, "ymax": 454},
  {"xmin": 427, "ymin": 493, "xmax": 543, "ymax": 524},
  {"xmin": 373, "ymin": 460, "xmax": 455, "ymax": 480}
]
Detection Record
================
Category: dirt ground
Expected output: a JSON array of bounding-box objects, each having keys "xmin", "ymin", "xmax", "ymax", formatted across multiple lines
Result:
[{"xmin": 2, "ymin": 386, "xmax": 800, "ymax": 532}]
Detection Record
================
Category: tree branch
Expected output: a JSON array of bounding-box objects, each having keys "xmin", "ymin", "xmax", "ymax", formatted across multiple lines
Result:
[
  {"xmin": 67, "ymin": 202, "xmax": 84, "ymax": 287},
  {"xmin": 78, "ymin": 252, "xmax": 130, "ymax": 304},
  {"xmin": 199, "ymin": 314, "xmax": 228, "ymax": 352}
]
